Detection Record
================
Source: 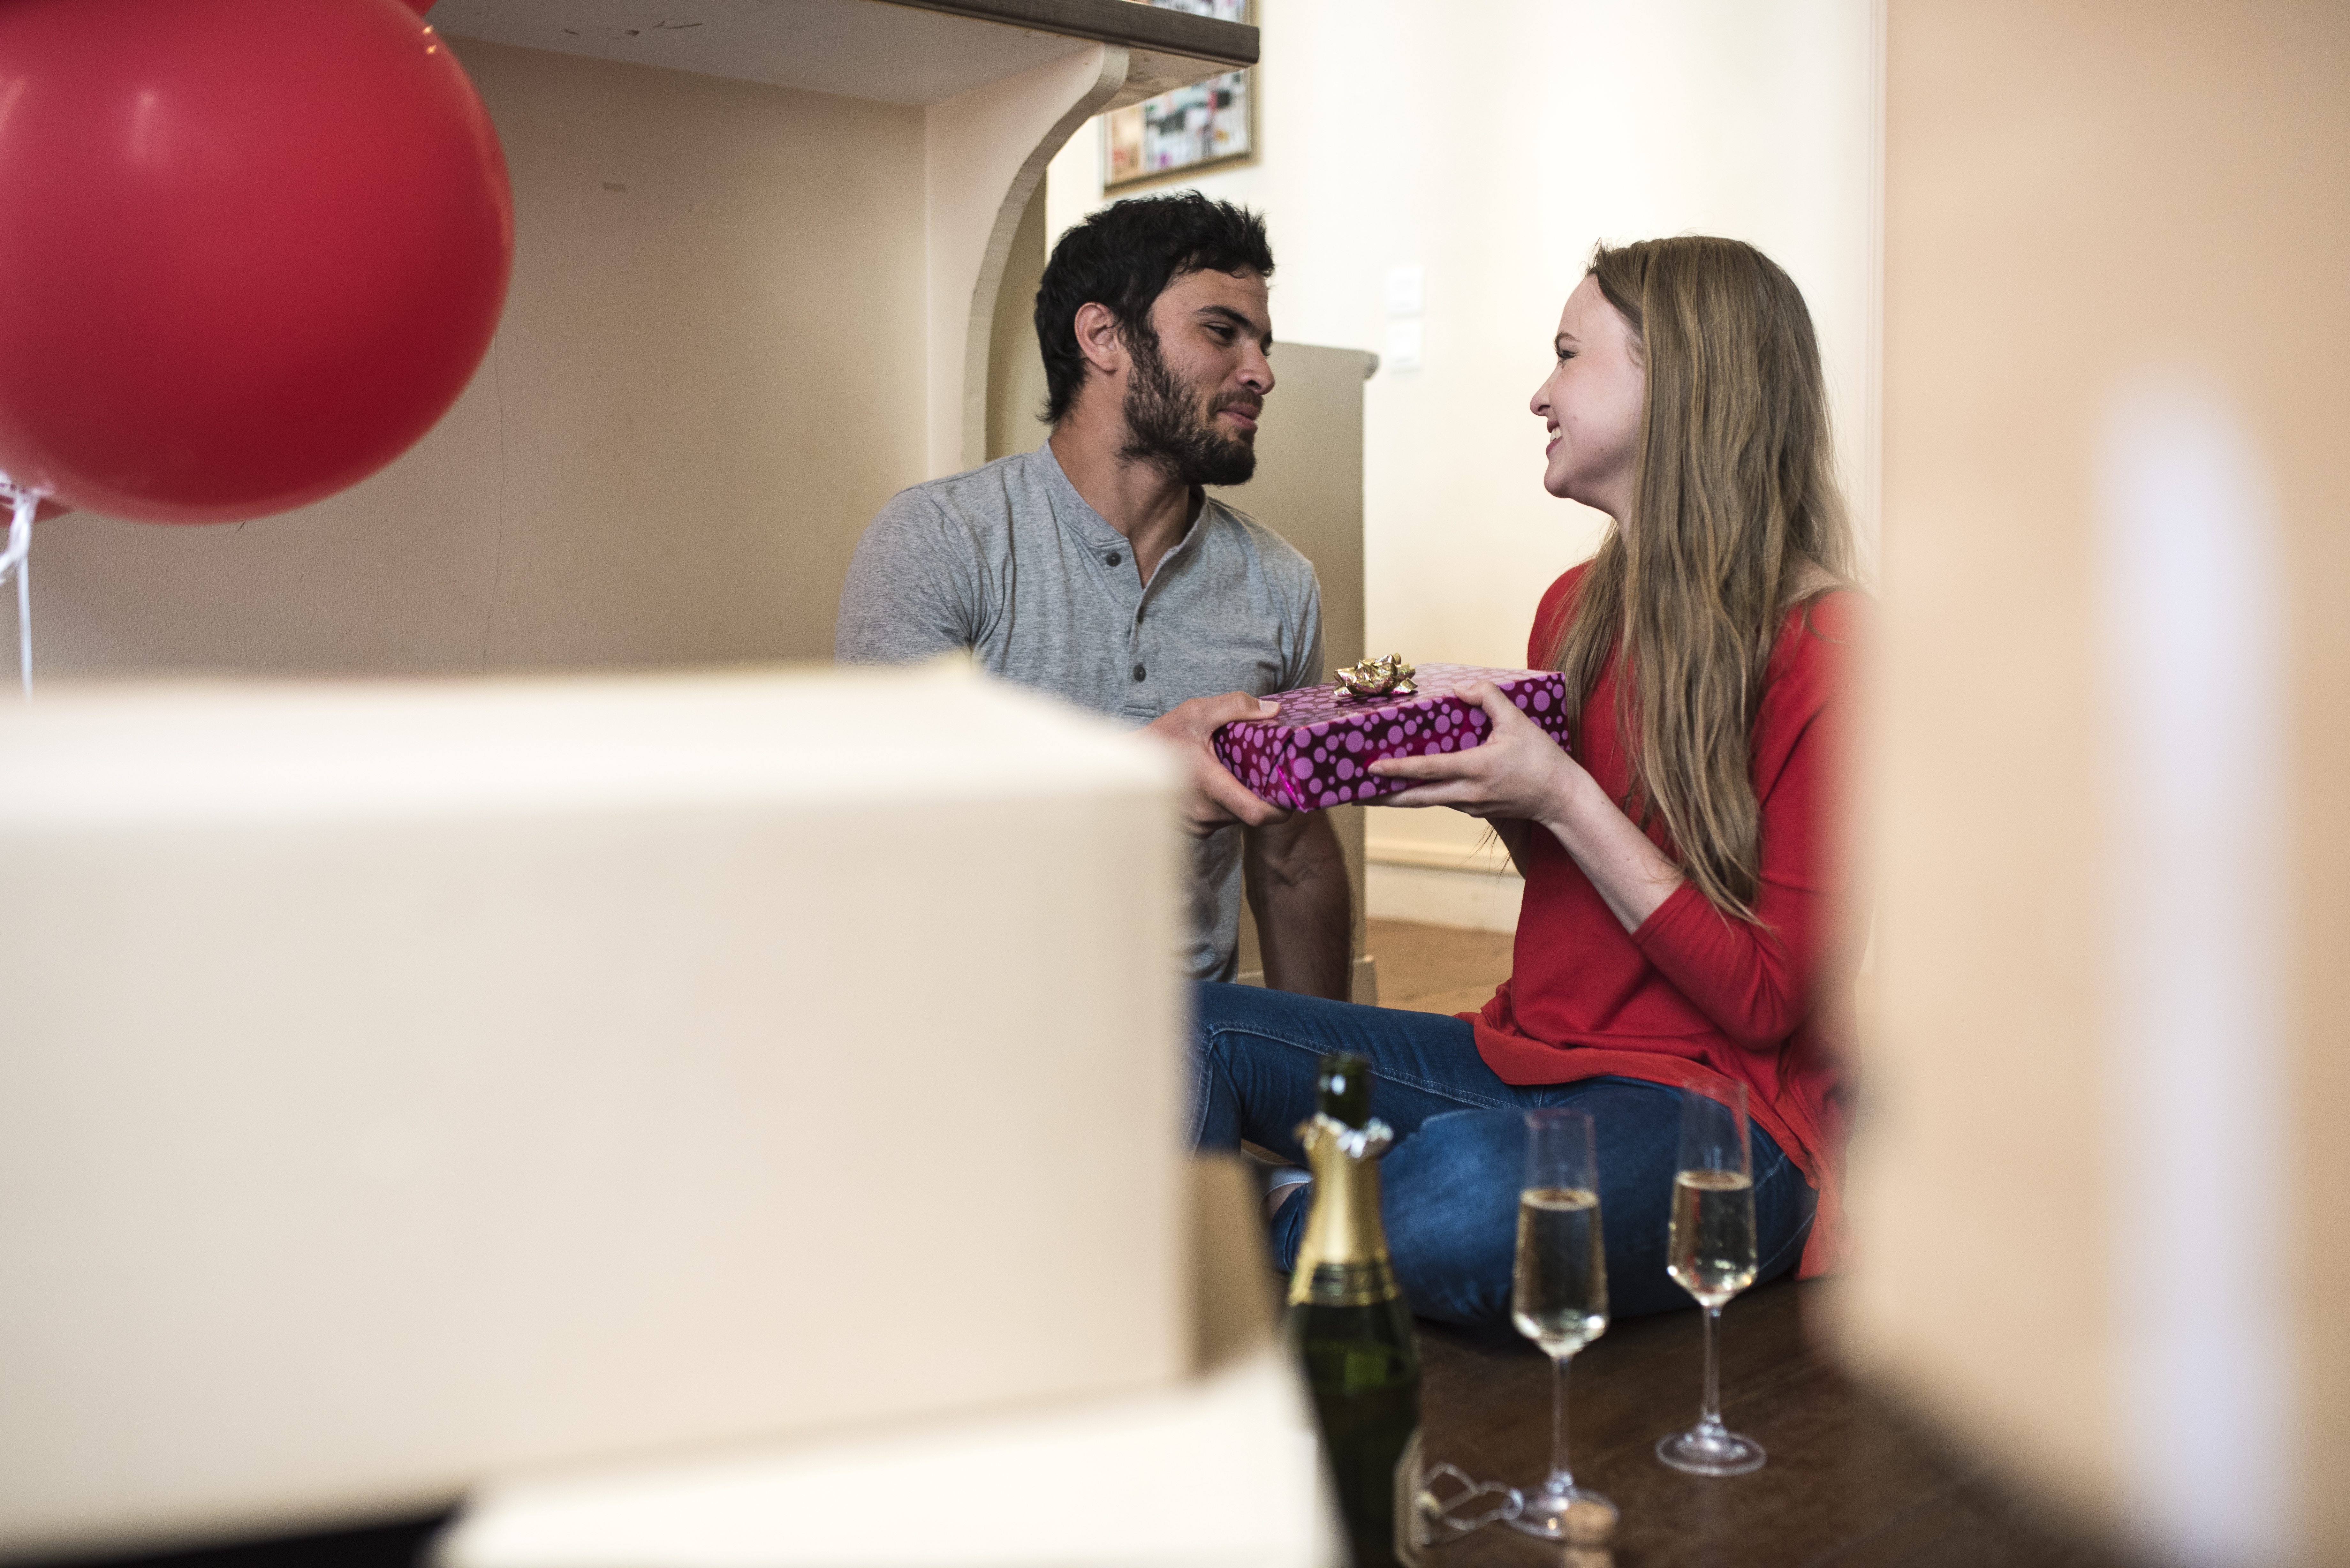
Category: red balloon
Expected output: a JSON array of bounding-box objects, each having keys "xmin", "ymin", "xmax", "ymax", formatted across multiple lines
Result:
[{"xmin": 0, "ymin": 0, "xmax": 511, "ymax": 523}]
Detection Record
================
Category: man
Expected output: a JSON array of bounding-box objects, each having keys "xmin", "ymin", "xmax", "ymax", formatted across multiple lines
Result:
[{"xmin": 835, "ymin": 193, "xmax": 1350, "ymax": 998}]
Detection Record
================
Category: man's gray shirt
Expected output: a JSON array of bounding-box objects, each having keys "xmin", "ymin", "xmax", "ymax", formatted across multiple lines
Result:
[{"xmin": 835, "ymin": 442, "xmax": 1324, "ymax": 981}]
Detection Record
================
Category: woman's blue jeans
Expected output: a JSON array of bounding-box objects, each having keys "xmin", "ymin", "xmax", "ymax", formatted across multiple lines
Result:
[{"xmin": 1189, "ymin": 981, "xmax": 1816, "ymax": 1332}]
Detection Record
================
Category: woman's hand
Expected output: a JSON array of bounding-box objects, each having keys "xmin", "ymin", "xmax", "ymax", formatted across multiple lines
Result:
[
  {"xmin": 1368, "ymin": 681, "xmax": 1588, "ymax": 823},
  {"xmin": 1371, "ymin": 681, "xmax": 1685, "ymax": 933}
]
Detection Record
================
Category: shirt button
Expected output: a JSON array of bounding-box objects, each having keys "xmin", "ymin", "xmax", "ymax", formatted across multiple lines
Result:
[
  {"xmin": 1132, "ymin": 663, "xmax": 1147, "ymax": 682},
  {"xmin": 1104, "ymin": 550, "xmax": 1123, "ymax": 567}
]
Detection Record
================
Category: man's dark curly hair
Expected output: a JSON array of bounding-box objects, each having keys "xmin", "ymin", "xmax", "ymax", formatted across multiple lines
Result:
[{"xmin": 1034, "ymin": 192, "xmax": 1274, "ymax": 425}]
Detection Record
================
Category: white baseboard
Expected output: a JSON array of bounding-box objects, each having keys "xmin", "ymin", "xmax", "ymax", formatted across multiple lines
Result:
[
  {"xmin": 1361, "ymin": 833, "xmax": 1517, "ymax": 876},
  {"xmin": 1365, "ymin": 862, "xmax": 1523, "ymax": 934}
]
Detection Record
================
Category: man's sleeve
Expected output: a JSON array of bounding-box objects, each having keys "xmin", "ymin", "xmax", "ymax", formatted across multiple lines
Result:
[
  {"xmin": 834, "ymin": 490, "xmax": 984, "ymax": 665},
  {"xmin": 1282, "ymin": 566, "xmax": 1327, "ymax": 693}
]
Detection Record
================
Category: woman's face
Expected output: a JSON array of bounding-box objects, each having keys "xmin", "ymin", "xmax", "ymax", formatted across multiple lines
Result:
[{"xmin": 1529, "ymin": 274, "xmax": 1645, "ymax": 518}]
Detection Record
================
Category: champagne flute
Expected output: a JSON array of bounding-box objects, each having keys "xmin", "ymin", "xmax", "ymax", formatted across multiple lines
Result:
[
  {"xmin": 1655, "ymin": 1079, "xmax": 1766, "ymax": 1475},
  {"xmin": 1506, "ymin": 1107, "xmax": 1614, "ymax": 1540}
]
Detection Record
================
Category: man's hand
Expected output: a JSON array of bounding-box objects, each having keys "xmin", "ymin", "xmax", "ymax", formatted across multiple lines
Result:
[{"xmin": 1141, "ymin": 690, "xmax": 1291, "ymax": 837}]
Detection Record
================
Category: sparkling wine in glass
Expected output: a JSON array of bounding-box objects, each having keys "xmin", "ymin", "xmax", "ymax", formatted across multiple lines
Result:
[
  {"xmin": 1655, "ymin": 1079, "xmax": 1766, "ymax": 1476},
  {"xmin": 1507, "ymin": 1107, "xmax": 1615, "ymax": 1540}
]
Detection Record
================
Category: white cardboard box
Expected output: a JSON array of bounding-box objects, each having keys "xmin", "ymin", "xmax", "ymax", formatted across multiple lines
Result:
[
  {"xmin": 0, "ymin": 665, "xmax": 1189, "ymax": 1557},
  {"xmin": 435, "ymin": 1160, "xmax": 1341, "ymax": 1568}
]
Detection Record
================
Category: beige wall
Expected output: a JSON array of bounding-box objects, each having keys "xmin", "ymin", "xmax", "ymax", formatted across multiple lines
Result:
[
  {"xmin": 927, "ymin": 43, "xmax": 1130, "ymax": 479},
  {"xmin": 1047, "ymin": 0, "xmax": 1882, "ymax": 880},
  {"xmin": 1851, "ymin": 4, "xmax": 2348, "ymax": 1561},
  {"xmin": 21, "ymin": 40, "xmax": 927, "ymax": 675},
  {"xmin": 985, "ymin": 187, "xmax": 1054, "ymax": 464}
]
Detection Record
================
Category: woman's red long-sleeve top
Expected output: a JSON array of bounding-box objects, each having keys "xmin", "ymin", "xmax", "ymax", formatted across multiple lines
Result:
[{"xmin": 1472, "ymin": 564, "xmax": 1861, "ymax": 1277}]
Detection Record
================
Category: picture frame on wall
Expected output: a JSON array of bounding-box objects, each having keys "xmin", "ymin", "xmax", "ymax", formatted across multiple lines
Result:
[{"xmin": 1103, "ymin": 0, "xmax": 1254, "ymax": 189}]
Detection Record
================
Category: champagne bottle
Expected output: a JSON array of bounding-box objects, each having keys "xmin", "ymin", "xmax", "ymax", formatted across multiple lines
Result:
[{"xmin": 1286, "ymin": 1052, "xmax": 1423, "ymax": 1568}]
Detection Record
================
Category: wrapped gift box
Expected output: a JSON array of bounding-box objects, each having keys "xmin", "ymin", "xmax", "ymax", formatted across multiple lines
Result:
[{"xmin": 1214, "ymin": 662, "xmax": 1572, "ymax": 812}]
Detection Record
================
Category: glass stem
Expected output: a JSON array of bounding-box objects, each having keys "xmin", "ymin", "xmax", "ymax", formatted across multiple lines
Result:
[
  {"xmin": 1549, "ymin": 1352, "xmax": 1574, "ymax": 1492},
  {"xmin": 1699, "ymin": 1303, "xmax": 1724, "ymax": 1432}
]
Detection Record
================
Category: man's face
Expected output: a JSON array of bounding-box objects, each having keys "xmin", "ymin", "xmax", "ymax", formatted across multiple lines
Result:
[{"xmin": 1118, "ymin": 267, "xmax": 1275, "ymax": 486}]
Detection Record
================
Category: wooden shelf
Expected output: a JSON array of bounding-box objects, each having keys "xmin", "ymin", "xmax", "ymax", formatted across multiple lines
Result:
[
  {"xmin": 426, "ymin": 0, "xmax": 1255, "ymax": 107},
  {"xmin": 890, "ymin": 0, "xmax": 1253, "ymax": 67}
]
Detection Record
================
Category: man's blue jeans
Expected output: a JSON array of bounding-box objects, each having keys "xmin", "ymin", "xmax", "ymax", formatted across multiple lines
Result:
[{"xmin": 1189, "ymin": 981, "xmax": 1816, "ymax": 1332}]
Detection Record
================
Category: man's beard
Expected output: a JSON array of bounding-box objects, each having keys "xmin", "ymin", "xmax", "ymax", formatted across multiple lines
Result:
[{"xmin": 1118, "ymin": 332, "xmax": 1259, "ymax": 486}]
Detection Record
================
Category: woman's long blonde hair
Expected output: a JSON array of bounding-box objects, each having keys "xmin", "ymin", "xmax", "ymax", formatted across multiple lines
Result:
[{"xmin": 1545, "ymin": 237, "xmax": 1855, "ymax": 922}]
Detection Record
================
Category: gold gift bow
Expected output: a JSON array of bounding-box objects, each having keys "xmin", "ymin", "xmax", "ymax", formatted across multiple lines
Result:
[{"xmin": 1333, "ymin": 652, "xmax": 1417, "ymax": 700}]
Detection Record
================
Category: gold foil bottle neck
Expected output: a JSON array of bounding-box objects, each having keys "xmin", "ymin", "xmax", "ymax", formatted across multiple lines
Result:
[{"xmin": 1288, "ymin": 1112, "xmax": 1401, "ymax": 1307}]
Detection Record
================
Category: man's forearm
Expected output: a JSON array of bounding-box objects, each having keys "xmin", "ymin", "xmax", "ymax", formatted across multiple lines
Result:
[{"xmin": 1245, "ymin": 812, "xmax": 1353, "ymax": 1001}]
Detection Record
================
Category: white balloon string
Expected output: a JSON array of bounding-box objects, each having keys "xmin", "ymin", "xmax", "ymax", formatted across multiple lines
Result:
[
  {"xmin": 0, "ymin": 474, "xmax": 40, "ymax": 699},
  {"xmin": 11, "ymin": 517, "xmax": 24, "ymax": 700}
]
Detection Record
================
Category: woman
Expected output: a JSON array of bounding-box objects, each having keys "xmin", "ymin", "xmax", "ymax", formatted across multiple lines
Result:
[{"xmin": 1192, "ymin": 236, "xmax": 1861, "ymax": 1328}]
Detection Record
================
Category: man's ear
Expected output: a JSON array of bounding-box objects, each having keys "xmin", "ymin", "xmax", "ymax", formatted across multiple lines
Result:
[{"xmin": 1073, "ymin": 302, "xmax": 1127, "ymax": 378}]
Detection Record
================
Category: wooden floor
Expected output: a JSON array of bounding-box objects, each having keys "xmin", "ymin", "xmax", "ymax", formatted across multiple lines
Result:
[
  {"xmin": 1414, "ymin": 1283, "xmax": 2134, "ymax": 1567},
  {"xmin": 1368, "ymin": 915, "xmax": 1517, "ymax": 1016},
  {"xmin": 1369, "ymin": 918, "xmax": 2136, "ymax": 1568}
]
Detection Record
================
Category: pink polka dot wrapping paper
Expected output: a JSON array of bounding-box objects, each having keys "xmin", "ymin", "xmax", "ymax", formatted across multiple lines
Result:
[{"xmin": 1212, "ymin": 663, "xmax": 1572, "ymax": 812}]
